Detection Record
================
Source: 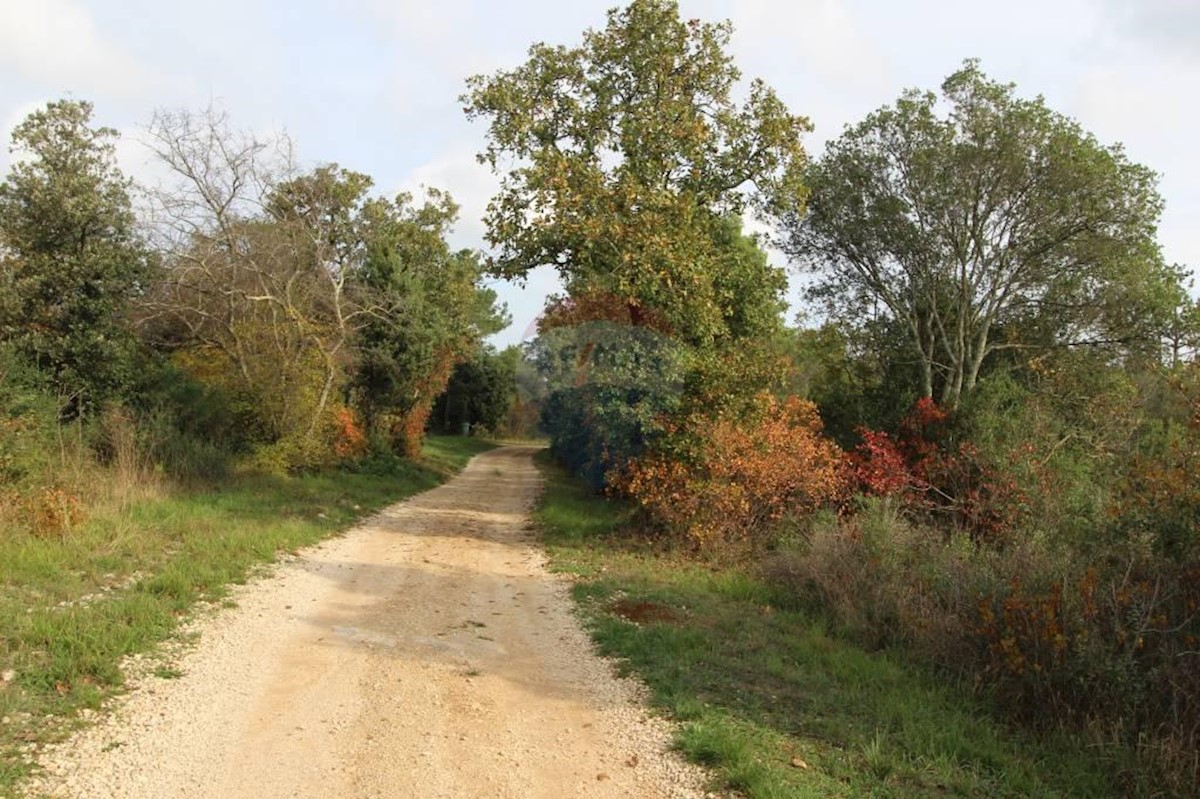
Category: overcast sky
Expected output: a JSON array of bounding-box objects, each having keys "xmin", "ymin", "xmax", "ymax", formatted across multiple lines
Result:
[{"xmin": 2, "ymin": 0, "xmax": 1197, "ymax": 346}]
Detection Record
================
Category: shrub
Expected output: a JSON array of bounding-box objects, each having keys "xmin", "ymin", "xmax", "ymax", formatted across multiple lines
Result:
[
  {"xmin": 623, "ymin": 395, "xmax": 848, "ymax": 548},
  {"xmin": 851, "ymin": 397, "xmax": 1028, "ymax": 543},
  {"xmin": 22, "ymin": 484, "xmax": 86, "ymax": 538},
  {"xmin": 332, "ymin": 405, "xmax": 369, "ymax": 459},
  {"xmin": 768, "ymin": 501, "xmax": 1200, "ymax": 794},
  {"xmin": 1115, "ymin": 383, "xmax": 1200, "ymax": 560}
]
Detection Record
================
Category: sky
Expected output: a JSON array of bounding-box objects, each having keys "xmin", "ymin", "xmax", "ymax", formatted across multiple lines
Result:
[{"xmin": 1, "ymin": 0, "xmax": 1198, "ymax": 346}]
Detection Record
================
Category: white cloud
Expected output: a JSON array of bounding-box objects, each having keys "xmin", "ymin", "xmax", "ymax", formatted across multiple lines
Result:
[
  {"xmin": 1096, "ymin": 0, "xmax": 1200, "ymax": 59},
  {"xmin": 0, "ymin": 0, "xmax": 160, "ymax": 100},
  {"xmin": 1073, "ymin": 60, "xmax": 1200, "ymax": 271},
  {"xmin": 396, "ymin": 143, "xmax": 499, "ymax": 249},
  {"xmin": 1074, "ymin": 65, "xmax": 1197, "ymax": 149},
  {"xmin": 727, "ymin": 0, "xmax": 891, "ymax": 94}
]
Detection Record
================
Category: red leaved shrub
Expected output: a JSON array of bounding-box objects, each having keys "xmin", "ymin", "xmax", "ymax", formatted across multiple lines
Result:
[
  {"xmin": 332, "ymin": 406, "xmax": 369, "ymax": 459},
  {"xmin": 852, "ymin": 397, "xmax": 1026, "ymax": 542}
]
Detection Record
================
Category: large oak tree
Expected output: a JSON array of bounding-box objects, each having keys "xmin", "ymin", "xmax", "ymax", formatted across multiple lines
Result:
[
  {"xmin": 463, "ymin": 0, "xmax": 808, "ymax": 347},
  {"xmin": 464, "ymin": 0, "xmax": 811, "ymax": 483}
]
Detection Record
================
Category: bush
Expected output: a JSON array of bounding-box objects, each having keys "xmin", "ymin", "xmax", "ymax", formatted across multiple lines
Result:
[
  {"xmin": 0, "ymin": 363, "xmax": 60, "ymax": 490},
  {"xmin": 623, "ymin": 395, "xmax": 848, "ymax": 548},
  {"xmin": 851, "ymin": 397, "xmax": 1029, "ymax": 543},
  {"xmin": 0, "ymin": 354, "xmax": 93, "ymax": 536},
  {"xmin": 767, "ymin": 500, "xmax": 1200, "ymax": 794}
]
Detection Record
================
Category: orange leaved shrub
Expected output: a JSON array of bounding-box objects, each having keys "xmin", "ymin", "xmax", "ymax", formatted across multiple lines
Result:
[
  {"xmin": 331, "ymin": 406, "xmax": 369, "ymax": 460},
  {"xmin": 622, "ymin": 395, "xmax": 848, "ymax": 547}
]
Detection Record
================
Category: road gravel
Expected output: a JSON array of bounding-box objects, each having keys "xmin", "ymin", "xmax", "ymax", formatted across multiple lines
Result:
[{"xmin": 23, "ymin": 446, "xmax": 707, "ymax": 798}]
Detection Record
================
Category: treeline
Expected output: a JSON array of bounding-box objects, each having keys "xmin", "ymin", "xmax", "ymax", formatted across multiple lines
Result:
[
  {"xmin": 0, "ymin": 100, "xmax": 508, "ymax": 535},
  {"xmin": 471, "ymin": 1, "xmax": 1200, "ymax": 793}
]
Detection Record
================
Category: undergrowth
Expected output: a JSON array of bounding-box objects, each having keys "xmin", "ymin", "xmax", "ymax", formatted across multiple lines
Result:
[{"xmin": 534, "ymin": 452, "xmax": 1124, "ymax": 798}]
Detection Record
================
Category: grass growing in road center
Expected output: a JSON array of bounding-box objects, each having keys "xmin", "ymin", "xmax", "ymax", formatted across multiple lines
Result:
[
  {"xmin": 0, "ymin": 435, "xmax": 494, "ymax": 795},
  {"xmin": 534, "ymin": 453, "xmax": 1120, "ymax": 798}
]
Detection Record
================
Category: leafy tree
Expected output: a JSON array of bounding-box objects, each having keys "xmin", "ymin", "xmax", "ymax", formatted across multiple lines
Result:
[
  {"xmin": 0, "ymin": 100, "xmax": 152, "ymax": 409},
  {"xmin": 463, "ymin": 0, "xmax": 807, "ymax": 347},
  {"xmin": 352, "ymin": 190, "xmax": 507, "ymax": 456},
  {"xmin": 1157, "ymin": 267, "xmax": 1200, "ymax": 367},
  {"xmin": 466, "ymin": 1, "xmax": 811, "ymax": 487},
  {"xmin": 785, "ymin": 60, "xmax": 1182, "ymax": 408},
  {"xmin": 143, "ymin": 108, "xmax": 505, "ymax": 465},
  {"xmin": 431, "ymin": 346, "xmax": 518, "ymax": 433},
  {"xmin": 142, "ymin": 109, "xmax": 374, "ymax": 462}
]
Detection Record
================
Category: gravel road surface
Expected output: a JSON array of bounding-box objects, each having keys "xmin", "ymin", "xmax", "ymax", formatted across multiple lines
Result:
[{"xmin": 24, "ymin": 445, "xmax": 707, "ymax": 798}]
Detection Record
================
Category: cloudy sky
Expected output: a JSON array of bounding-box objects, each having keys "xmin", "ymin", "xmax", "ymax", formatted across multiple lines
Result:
[{"xmin": 1, "ymin": 0, "xmax": 1197, "ymax": 345}]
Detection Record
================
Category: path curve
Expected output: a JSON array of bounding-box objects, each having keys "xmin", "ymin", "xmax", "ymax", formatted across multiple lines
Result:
[{"xmin": 24, "ymin": 446, "xmax": 706, "ymax": 799}]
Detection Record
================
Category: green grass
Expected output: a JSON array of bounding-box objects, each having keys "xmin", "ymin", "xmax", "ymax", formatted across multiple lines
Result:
[
  {"xmin": 534, "ymin": 453, "xmax": 1121, "ymax": 798},
  {"xmin": 0, "ymin": 435, "xmax": 494, "ymax": 795}
]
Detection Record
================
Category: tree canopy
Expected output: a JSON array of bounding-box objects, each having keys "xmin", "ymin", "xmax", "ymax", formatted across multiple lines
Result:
[
  {"xmin": 463, "ymin": 0, "xmax": 808, "ymax": 347},
  {"xmin": 0, "ymin": 100, "xmax": 151, "ymax": 408},
  {"xmin": 784, "ymin": 60, "xmax": 1180, "ymax": 408}
]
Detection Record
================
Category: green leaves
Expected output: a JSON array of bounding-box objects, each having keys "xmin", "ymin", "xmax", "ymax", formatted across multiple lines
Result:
[
  {"xmin": 787, "ymin": 60, "xmax": 1182, "ymax": 408},
  {"xmin": 0, "ymin": 100, "xmax": 151, "ymax": 409},
  {"xmin": 463, "ymin": 0, "xmax": 807, "ymax": 348},
  {"xmin": 351, "ymin": 191, "xmax": 506, "ymax": 451}
]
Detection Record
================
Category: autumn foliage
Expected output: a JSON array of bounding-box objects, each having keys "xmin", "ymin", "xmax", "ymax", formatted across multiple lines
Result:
[
  {"xmin": 851, "ymin": 397, "xmax": 1026, "ymax": 542},
  {"xmin": 539, "ymin": 290, "xmax": 671, "ymax": 335},
  {"xmin": 331, "ymin": 406, "xmax": 369, "ymax": 459},
  {"xmin": 623, "ymin": 395, "xmax": 847, "ymax": 547}
]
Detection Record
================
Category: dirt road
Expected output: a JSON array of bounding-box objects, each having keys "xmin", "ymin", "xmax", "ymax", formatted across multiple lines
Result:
[{"xmin": 25, "ymin": 446, "xmax": 706, "ymax": 798}]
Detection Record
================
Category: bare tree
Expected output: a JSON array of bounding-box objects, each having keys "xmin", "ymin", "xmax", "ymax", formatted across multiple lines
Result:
[{"xmin": 140, "ymin": 106, "xmax": 372, "ymax": 446}]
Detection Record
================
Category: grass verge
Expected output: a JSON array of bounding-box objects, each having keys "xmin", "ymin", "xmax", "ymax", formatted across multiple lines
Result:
[
  {"xmin": 534, "ymin": 452, "xmax": 1121, "ymax": 798},
  {"xmin": 0, "ymin": 435, "xmax": 495, "ymax": 795}
]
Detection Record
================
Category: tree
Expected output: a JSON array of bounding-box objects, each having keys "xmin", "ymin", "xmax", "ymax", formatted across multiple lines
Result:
[
  {"xmin": 141, "ymin": 108, "xmax": 374, "ymax": 459},
  {"xmin": 351, "ymin": 190, "xmax": 507, "ymax": 456},
  {"xmin": 0, "ymin": 100, "xmax": 151, "ymax": 409},
  {"xmin": 431, "ymin": 346, "xmax": 518, "ymax": 434},
  {"xmin": 785, "ymin": 60, "xmax": 1182, "ymax": 408},
  {"xmin": 463, "ymin": 0, "xmax": 807, "ymax": 347}
]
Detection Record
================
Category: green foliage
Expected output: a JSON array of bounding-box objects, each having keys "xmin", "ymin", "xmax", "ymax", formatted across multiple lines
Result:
[
  {"xmin": 0, "ymin": 350, "xmax": 60, "ymax": 490},
  {"xmin": 528, "ymin": 217, "xmax": 792, "ymax": 490},
  {"xmin": 531, "ymin": 314, "xmax": 690, "ymax": 489},
  {"xmin": 123, "ymin": 360, "xmax": 251, "ymax": 482},
  {"xmin": 431, "ymin": 346, "xmax": 518, "ymax": 434},
  {"xmin": 466, "ymin": 2, "xmax": 805, "ymax": 486},
  {"xmin": 143, "ymin": 146, "xmax": 386, "ymax": 469},
  {"xmin": 353, "ymin": 189, "xmax": 507, "ymax": 455},
  {"xmin": 0, "ymin": 100, "xmax": 152, "ymax": 409},
  {"xmin": 786, "ymin": 60, "xmax": 1181, "ymax": 408},
  {"xmin": 1114, "ymin": 365, "xmax": 1200, "ymax": 561},
  {"xmin": 464, "ymin": 0, "xmax": 804, "ymax": 348},
  {"xmin": 142, "ymin": 107, "xmax": 504, "ymax": 467}
]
